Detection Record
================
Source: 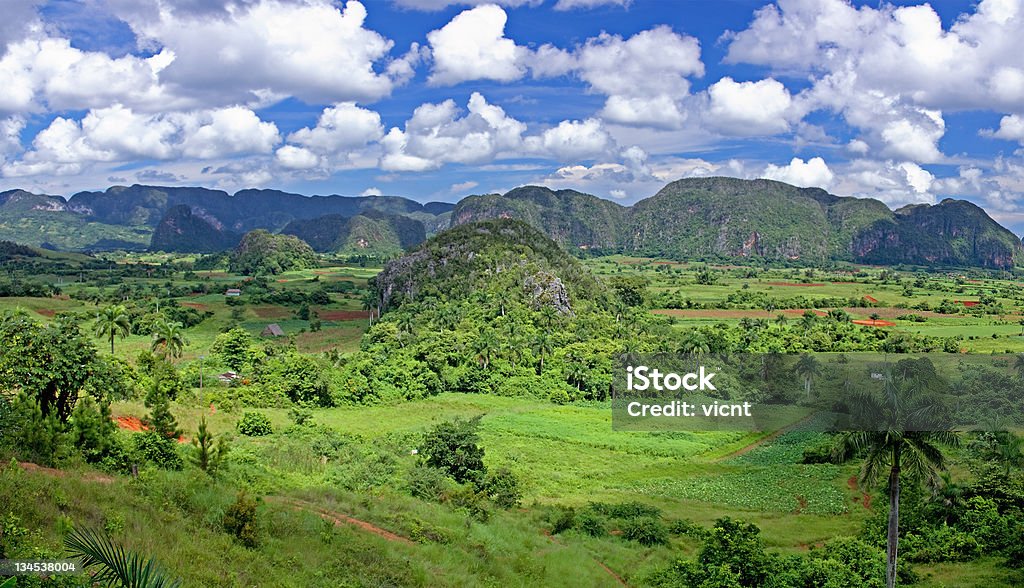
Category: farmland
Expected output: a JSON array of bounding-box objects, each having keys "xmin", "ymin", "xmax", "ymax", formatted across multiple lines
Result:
[{"xmin": 2, "ymin": 246, "xmax": 1023, "ymax": 587}]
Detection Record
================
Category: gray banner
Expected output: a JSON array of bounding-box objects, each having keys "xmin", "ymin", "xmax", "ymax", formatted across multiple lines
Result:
[{"xmin": 611, "ymin": 353, "xmax": 1024, "ymax": 431}]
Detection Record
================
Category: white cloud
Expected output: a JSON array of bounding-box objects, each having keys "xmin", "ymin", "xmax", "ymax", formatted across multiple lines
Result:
[
  {"xmin": 831, "ymin": 159, "xmax": 937, "ymax": 207},
  {"xmin": 705, "ymin": 77, "xmax": 793, "ymax": 136},
  {"xmin": 577, "ymin": 26, "xmax": 703, "ymax": 129},
  {"xmin": 426, "ymin": 5, "xmax": 526, "ymax": 85},
  {"xmin": 360, "ymin": 186, "xmax": 383, "ymax": 196},
  {"xmin": 988, "ymin": 114, "xmax": 1024, "ymax": 143},
  {"xmin": 275, "ymin": 145, "xmax": 319, "ymax": 170},
  {"xmin": 4, "ymin": 105, "xmax": 280, "ymax": 177},
  {"xmin": 761, "ymin": 157, "xmax": 834, "ymax": 189},
  {"xmin": 554, "ymin": 0, "xmax": 630, "ymax": 9},
  {"xmin": 287, "ymin": 103, "xmax": 384, "ymax": 153},
  {"xmin": 390, "ymin": 0, "xmax": 539, "ymax": 10},
  {"xmin": 527, "ymin": 118, "xmax": 611, "ymax": 160},
  {"xmin": 124, "ymin": 0, "xmax": 403, "ymax": 106},
  {"xmin": 381, "ymin": 92, "xmax": 526, "ymax": 171},
  {"xmin": 450, "ymin": 180, "xmax": 479, "ymax": 193},
  {"xmin": 0, "ymin": 117, "xmax": 25, "ymax": 163}
]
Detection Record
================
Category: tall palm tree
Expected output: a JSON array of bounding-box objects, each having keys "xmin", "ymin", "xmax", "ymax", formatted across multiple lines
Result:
[
  {"xmin": 793, "ymin": 353, "xmax": 821, "ymax": 401},
  {"xmin": 832, "ymin": 366, "xmax": 958, "ymax": 588},
  {"xmin": 361, "ymin": 291, "xmax": 377, "ymax": 326},
  {"xmin": 473, "ymin": 327, "xmax": 499, "ymax": 370},
  {"xmin": 151, "ymin": 319, "xmax": 187, "ymax": 360},
  {"xmin": 94, "ymin": 304, "xmax": 130, "ymax": 355},
  {"xmin": 65, "ymin": 527, "xmax": 181, "ymax": 588},
  {"xmin": 531, "ymin": 332, "xmax": 554, "ymax": 375}
]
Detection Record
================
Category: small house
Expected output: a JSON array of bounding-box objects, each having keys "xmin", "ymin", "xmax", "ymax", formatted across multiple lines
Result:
[
  {"xmin": 261, "ymin": 323, "xmax": 285, "ymax": 337},
  {"xmin": 225, "ymin": 288, "xmax": 242, "ymax": 297},
  {"xmin": 217, "ymin": 371, "xmax": 239, "ymax": 383}
]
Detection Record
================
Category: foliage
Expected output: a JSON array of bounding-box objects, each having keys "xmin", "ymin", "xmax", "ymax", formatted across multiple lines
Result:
[
  {"xmin": 237, "ymin": 412, "xmax": 273, "ymax": 437},
  {"xmin": 222, "ymin": 492, "xmax": 260, "ymax": 548},
  {"xmin": 189, "ymin": 416, "xmax": 229, "ymax": 476},
  {"xmin": 421, "ymin": 416, "xmax": 486, "ymax": 484},
  {"xmin": 211, "ymin": 328, "xmax": 253, "ymax": 372},
  {"xmin": 228, "ymin": 230, "xmax": 317, "ymax": 275},
  {"xmin": 94, "ymin": 304, "xmax": 131, "ymax": 355},
  {"xmin": 64, "ymin": 527, "xmax": 182, "ymax": 588}
]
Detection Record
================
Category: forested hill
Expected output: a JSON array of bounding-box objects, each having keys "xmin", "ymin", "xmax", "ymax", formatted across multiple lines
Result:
[{"xmin": 454, "ymin": 177, "xmax": 1024, "ymax": 269}]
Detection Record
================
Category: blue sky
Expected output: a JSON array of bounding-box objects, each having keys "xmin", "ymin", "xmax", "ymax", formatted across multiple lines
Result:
[{"xmin": 1, "ymin": 0, "xmax": 1024, "ymax": 232}]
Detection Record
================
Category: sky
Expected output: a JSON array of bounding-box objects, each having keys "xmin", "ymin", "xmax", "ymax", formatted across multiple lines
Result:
[{"xmin": 1, "ymin": 0, "xmax": 1024, "ymax": 232}]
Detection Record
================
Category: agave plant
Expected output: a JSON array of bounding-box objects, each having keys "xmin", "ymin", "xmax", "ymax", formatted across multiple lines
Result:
[{"xmin": 64, "ymin": 527, "xmax": 181, "ymax": 588}]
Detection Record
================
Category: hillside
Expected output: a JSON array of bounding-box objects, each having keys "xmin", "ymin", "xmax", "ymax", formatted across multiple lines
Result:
[
  {"xmin": 228, "ymin": 230, "xmax": 317, "ymax": 275},
  {"xmin": 0, "ymin": 189, "xmax": 151, "ymax": 251},
  {"xmin": 280, "ymin": 210, "xmax": 425, "ymax": 256},
  {"xmin": 149, "ymin": 204, "xmax": 241, "ymax": 253},
  {"xmin": 451, "ymin": 186, "xmax": 627, "ymax": 251},
  {"xmin": 453, "ymin": 179, "xmax": 1024, "ymax": 268},
  {"xmin": 374, "ymin": 218, "xmax": 607, "ymax": 313}
]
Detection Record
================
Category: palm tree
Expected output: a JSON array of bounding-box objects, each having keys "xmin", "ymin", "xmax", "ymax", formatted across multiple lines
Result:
[
  {"xmin": 151, "ymin": 320, "xmax": 187, "ymax": 360},
  {"xmin": 531, "ymin": 332, "xmax": 554, "ymax": 375},
  {"xmin": 94, "ymin": 304, "xmax": 130, "ymax": 355},
  {"xmin": 832, "ymin": 366, "xmax": 958, "ymax": 588},
  {"xmin": 65, "ymin": 527, "xmax": 181, "ymax": 588},
  {"xmin": 473, "ymin": 327, "xmax": 499, "ymax": 370},
  {"xmin": 793, "ymin": 354, "xmax": 821, "ymax": 401},
  {"xmin": 361, "ymin": 291, "xmax": 376, "ymax": 326}
]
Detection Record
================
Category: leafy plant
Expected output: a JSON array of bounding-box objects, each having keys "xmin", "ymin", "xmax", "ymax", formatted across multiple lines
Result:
[
  {"xmin": 64, "ymin": 526, "xmax": 182, "ymax": 588},
  {"xmin": 237, "ymin": 412, "xmax": 273, "ymax": 437}
]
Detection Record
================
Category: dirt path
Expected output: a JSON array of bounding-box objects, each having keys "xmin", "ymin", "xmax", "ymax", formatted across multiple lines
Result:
[
  {"xmin": 17, "ymin": 462, "xmax": 114, "ymax": 484},
  {"xmin": 713, "ymin": 430, "xmax": 786, "ymax": 463},
  {"xmin": 268, "ymin": 496, "xmax": 414, "ymax": 545},
  {"xmin": 543, "ymin": 529, "xmax": 628, "ymax": 587}
]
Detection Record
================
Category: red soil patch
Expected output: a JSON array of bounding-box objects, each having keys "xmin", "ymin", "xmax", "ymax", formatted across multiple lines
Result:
[
  {"xmin": 862, "ymin": 295, "xmax": 879, "ymax": 304},
  {"xmin": 957, "ymin": 300, "xmax": 980, "ymax": 307},
  {"xmin": 271, "ymin": 497, "xmax": 414, "ymax": 545},
  {"xmin": 317, "ymin": 309, "xmax": 370, "ymax": 321},
  {"xmin": 35, "ymin": 308, "xmax": 56, "ymax": 317},
  {"xmin": 848, "ymin": 475, "xmax": 872, "ymax": 510},
  {"xmin": 114, "ymin": 415, "xmax": 187, "ymax": 443},
  {"xmin": 766, "ymin": 282, "xmax": 826, "ymax": 287},
  {"xmin": 852, "ymin": 319, "xmax": 896, "ymax": 327},
  {"xmin": 180, "ymin": 302, "xmax": 209, "ymax": 310},
  {"xmin": 276, "ymin": 279, "xmax": 289, "ymax": 283}
]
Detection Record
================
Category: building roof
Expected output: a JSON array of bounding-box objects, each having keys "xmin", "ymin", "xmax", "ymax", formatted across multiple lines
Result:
[{"xmin": 261, "ymin": 323, "xmax": 285, "ymax": 337}]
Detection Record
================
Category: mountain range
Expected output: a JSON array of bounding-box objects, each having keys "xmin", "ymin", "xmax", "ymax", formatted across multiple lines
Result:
[{"xmin": 0, "ymin": 177, "xmax": 1021, "ymax": 268}]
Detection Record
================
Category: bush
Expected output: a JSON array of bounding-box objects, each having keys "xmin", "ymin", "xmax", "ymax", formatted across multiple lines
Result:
[
  {"xmin": 481, "ymin": 467, "xmax": 522, "ymax": 509},
  {"xmin": 133, "ymin": 431, "xmax": 183, "ymax": 470},
  {"xmin": 551, "ymin": 507, "xmax": 576, "ymax": 535},
  {"xmin": 407, "ymin": 463, "xmax": 453, "ymax": 502},
  {"xmin": 548, "ymin": 388, "xmax": 570, "ymax": 405},
  {"xmin": 576, "ymin": 510, "xmax": 608, "ymax": 537},
  {"xmin": 237, "ymin": 412, "xmax": 273, "ymax": 436},
  {"xmin": 421, "ymin": 416, "xmax": 486, "ymax": 484},
  {"xmin": 620, "ymin": 517, "xmax": 668, "ymax": 546},
  {"xmin": 223, "ymin": 491, "xmax": 260, "ymax": 548}
]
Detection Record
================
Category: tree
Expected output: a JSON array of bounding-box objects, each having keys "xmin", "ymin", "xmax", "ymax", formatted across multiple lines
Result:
[
  {"xmin": 421, "ymin": 416, "xmax": 486, "ymax": 484},
  {"xmin": 0, "ymin": 313, "xmax": 99, "ymax": 423},
  {"xmin": 151, "ymin": 320, "xmax": 187, "ymax": 360},
  {"xmin": 794, "ymin": 354, "xmax": 821, "ymax": 401},
  {"xmin": 832, "ymin": 365, "xmax": 958, "ymax": 588},
  {"xmin": 94, "ymin": 304, "xmax": 131, "ymax": 355},
  {"xmin": 190, "ymin": 416, "xmax": 228, "ymax": 476},
  {"xmin": 531, "ymin": 332, "xmax": 554, "ymax": 375},
  {"xmin": 361, "ymin": 291, "xmax": 376, "ymax": 326},
  {"xmin": 212, "ymin": 327, "xmax": 253, "ymax": 372},
  {"xmin": 472, "ymin": 327, "xmax": 499, "ymax": 371}
]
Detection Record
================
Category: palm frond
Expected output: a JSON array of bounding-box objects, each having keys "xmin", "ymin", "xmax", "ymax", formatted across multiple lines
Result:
[{"xmin": 65, "ymin": 527, "xmax": 181, "ymax": 588}]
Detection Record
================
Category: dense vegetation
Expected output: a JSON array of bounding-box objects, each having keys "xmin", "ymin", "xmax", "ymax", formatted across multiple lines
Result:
[
  {"xmin": 228, "ymin": 230, "xmax": 317, "ymax": 275},
  {"xmin": 280, "ymin": 210, "xmax": 426, "ymax": 255}
]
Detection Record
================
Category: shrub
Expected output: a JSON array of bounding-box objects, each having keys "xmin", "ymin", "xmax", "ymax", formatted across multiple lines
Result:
[
  {"xmin": 481, "ymin": 467, "xmax": 522, "ymax": 509},
  {"xmin": 548, "ymin": 388, "xmax": 570, "ymax": 405},
  {"xmin": 223, "ymin": 491, "xmax": 260, "ymax": 548},
  {"xmin": 421, "ymin": 416, "xmax": 486, "ymax": 484},
  {"xmin": 133, "ymin": 432, "xmax": 182, "ymax": 470},
  {"xmin": 576, "ymin": 510, "xmax": 607, "ymax": 537},
  {"xmin": 620, "ymin": 517, "xmax": 668, "ymax": 546},
  {"xmin": 237, "ymin": 412, "xmax": 273, "ymax": 436},
  {"xmin": 551, "ymin": 507, "xmax": 576, "ymax": 535},
  {"xmin": 407, "ymin": 463, "xmax": 453, "ymax": 502}
]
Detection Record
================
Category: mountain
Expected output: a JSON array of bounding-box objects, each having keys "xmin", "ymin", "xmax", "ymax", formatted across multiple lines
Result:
[
  {"xmin": 150, "ymin": 205, "xmax": 241, "ymax": 253},
  {"xmin": 374, "ymin": 218, "xmax": 605, "ymax": 313},
  {"xmin": 0, "ymin": 189, "xmax": 151, "ymax": 251},
  {"xmin": 228, "ymin": 230, "xmax": 317, "ymax": 275},
  {"xmin": 451, "ymin": 186, "xmax": 627, "ymax": 251},
  {"xmin": 453, "ymin": 178, "xmax": 1024, "ymax": 269},
  {"xmin": 280, "ymin": 210, "xmax": 426, "ymax": 255}
]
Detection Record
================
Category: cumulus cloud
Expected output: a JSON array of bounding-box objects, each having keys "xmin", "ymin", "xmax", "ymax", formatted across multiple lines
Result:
[
  {"xmin": 554, "ymin": 0, "xmax": 630, "ymax": 9},
  {"xmin": 287, "ymin": 103, "xmax": 384, "ymax": 153},
  {"xmin": 426, "ymin": 5, "xmax": 526, "ymax": 85},
  {"xmin": 275, "ymin": 145, "xmax": 319, "ymax": 170},
  {"xmin": 987, "ymin": 114, "xmax": 1024, "ymax": 143},
  {"xmin": 360, "ymin": 186, "xmax": 383, "ymax": 196},
  {"xmin": 725, "ymin": 0, "xmax": 1024, "ymax": 162},
  {"xmin": 390, "ymin": 0, "xmax": 539, "ymax": 10},
  {"xmin": 576, "ymin": 26, "xmax": 703, "ymax": 129},
  {"xmin": 705, "ymin": 77, "xmax": 794, "ymax": 136},
  {"xmin": 3, "ymin": 105, "xmax": 280, "ymax": 177},
  {"xmin": 761, "ymin": 157, "xmax": 834, "ymax": 188},
  {"xmin": 381, "ymin": 92, "xmax": 527, "ymax": 171},
  {"xmin": 831, "ymin": 159, "xmax": 936, "ymax": 207},
  {"xmin": 450, "ymin": 180, "xmax": 479, "ymax": 193},
  {"xmin": 526, "ymin": 119, "xmax": 612, "ymax": 160},
  {"xmin": 122, "ymin": 0, "xmax": 404, "ymax": 106}
]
